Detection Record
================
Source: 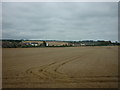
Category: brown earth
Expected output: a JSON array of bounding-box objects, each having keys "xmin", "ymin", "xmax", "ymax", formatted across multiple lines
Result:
[{"xmin": 2, "ymin": 46, "xmax": 118, "ymax": 88}]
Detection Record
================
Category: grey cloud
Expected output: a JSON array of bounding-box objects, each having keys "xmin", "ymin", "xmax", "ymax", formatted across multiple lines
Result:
[{"xmin": 2, "ymin": 2, "xmax": 118, "ymax": 41}]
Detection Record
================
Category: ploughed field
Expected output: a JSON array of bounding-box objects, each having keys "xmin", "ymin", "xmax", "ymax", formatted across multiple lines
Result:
[{"xmin": 2, "ymin": 46, "xmax": 118, "ymax": 88}]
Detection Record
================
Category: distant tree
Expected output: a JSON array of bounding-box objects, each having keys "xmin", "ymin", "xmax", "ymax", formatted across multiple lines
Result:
[{"xmin": 43, "ymin": 41, "xmax": 46, "ymax": 47}]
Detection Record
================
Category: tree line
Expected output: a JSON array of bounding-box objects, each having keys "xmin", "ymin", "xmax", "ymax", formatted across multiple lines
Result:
[{"xmin": 1, "ymin": 40, "xmax": 120, "ymax": 48}]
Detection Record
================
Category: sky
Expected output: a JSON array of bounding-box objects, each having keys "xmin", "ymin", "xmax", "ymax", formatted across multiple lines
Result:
[{"xmin": 2, "ymin": 2, "xmax": 118, "ymax": 41}]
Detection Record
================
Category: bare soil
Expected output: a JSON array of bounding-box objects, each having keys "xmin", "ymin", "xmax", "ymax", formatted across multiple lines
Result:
[{"xmin": 2, "ymin": 46, "xmax": 118, "ymax": 88}]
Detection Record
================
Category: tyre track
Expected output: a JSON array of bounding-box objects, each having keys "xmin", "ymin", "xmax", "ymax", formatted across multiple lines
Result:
[
  {"xmin": 15, "ymin": 48, "xmax": 118, "ymax": 84},
  {"xmin": 24, "ymin": 55, "xmax": 81, "ymax": 81},
  {"xmin": 19, "ymin": 50, "xmax": 93, "ymax": 83}
]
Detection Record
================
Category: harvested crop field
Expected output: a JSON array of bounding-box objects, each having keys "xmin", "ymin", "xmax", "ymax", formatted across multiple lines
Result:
[{"xmin": 2, "ymin": 46, "xmax": 118, "ymax": 88}]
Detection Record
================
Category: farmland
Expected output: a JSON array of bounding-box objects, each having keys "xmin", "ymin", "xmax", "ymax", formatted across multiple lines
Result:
[{"xmin": 2, "ymin": 46, "xmax": 118, "ymax": 88}]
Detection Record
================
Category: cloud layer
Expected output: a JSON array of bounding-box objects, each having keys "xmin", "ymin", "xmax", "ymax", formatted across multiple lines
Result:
[{"xmin": 2, "ymin": 2, "xmax": 118, "ymax": 41}]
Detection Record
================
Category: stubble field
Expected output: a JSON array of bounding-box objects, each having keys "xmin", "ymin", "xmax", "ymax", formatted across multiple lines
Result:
[{"xmin": 2, "ymin": 46, "xmax": 118, "ymax": 88}]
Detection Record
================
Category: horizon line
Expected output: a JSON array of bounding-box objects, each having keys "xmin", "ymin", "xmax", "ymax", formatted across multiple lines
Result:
[{"xmin": 1, "ymin": 38, "xmax": 119, "ymax": 42}]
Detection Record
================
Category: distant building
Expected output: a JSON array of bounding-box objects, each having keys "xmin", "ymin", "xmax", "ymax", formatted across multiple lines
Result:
[
  {"xmin": 22, "ymin": 41, "xmax": 43, "ymax": 46},
  {"xmin": 46, "ymin": 43, "xmax": 49, "ymax": 46},
  {"xmin": 47, "ymin": 41, "xmax": 69, "ymax": 46},
  {"xmin": 31, "ymin": 43, "xmax": 38, "ymax": 46},
  {"xmin": 80, "ymin": 43, "xmax": 85, "ymax": 46}
]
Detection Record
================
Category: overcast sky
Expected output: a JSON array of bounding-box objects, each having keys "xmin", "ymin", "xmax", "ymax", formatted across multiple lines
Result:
[{"xmin": 2, "ymin": 2, "xmax": 118, "ymax": 41}]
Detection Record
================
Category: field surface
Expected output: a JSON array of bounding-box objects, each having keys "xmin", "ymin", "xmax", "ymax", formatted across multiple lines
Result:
[{"xmin": 2, "ymin": 46, "xmax": 118, "ymax": 88}]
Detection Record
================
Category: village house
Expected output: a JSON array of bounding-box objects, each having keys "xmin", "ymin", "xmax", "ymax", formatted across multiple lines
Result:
[
  {"xmin": 31, "ymin": 42, "xmax": 39, "ymax": 46},
  {"xmin": 46, "ymin": 41, "xmax": 69, "ymax": 46}
]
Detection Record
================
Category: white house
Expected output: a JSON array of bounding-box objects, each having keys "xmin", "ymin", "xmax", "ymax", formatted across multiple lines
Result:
[{"xmin": 31, "ymin": 43, "xmax": 38, "ymax": 46}]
